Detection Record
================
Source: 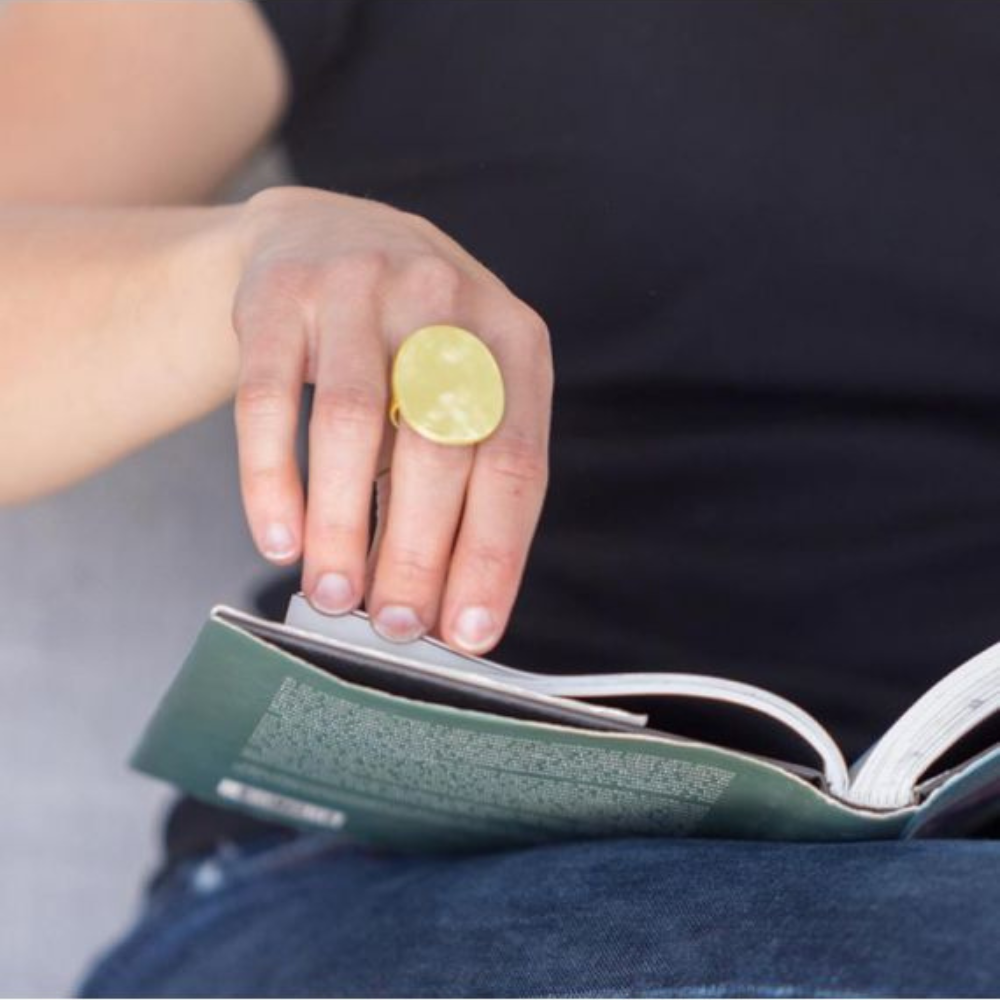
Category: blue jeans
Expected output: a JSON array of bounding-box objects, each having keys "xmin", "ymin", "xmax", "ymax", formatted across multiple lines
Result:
[{"xmin": 80, "ymin": 834, "xmax": 1000, "ymax": 998}]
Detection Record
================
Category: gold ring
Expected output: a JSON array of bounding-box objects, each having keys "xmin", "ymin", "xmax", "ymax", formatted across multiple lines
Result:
[{"xmin": 389, "ymin": 325, "xmax": 505, "ymax": 446}]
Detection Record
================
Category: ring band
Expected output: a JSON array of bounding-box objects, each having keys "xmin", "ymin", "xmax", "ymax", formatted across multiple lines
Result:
[{"xmin": 390, "ymin": 325, "xmax": 505, "ymax": 446}]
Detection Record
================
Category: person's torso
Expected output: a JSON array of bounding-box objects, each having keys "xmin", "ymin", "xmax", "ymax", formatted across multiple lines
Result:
[{"xmin": 271, "ymin": 0, "xmax": 1000, "ymax": 755}]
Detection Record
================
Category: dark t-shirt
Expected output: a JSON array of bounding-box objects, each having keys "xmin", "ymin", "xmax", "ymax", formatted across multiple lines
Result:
[
  {"xmin": 169, "ymin": 0, "xmax": 1000, "ymax": 861},
  {"xmin": 251, "ymin": 0, "xmax": 1000, "ymax": 757}
]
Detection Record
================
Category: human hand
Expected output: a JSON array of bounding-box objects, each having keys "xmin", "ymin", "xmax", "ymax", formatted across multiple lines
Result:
[{"xmin": 232, "ymin": 186, "xmax": 552, "ymax": 654}]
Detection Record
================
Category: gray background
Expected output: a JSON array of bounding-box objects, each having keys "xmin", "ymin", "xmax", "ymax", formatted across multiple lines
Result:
[{"xmin": 0, "ymin": 152, "xmax": 291, "ymax": 998}]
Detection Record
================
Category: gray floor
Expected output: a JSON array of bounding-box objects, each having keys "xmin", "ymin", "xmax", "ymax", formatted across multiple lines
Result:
[{"xmin": 0, "ymin": 408, "xmax": 269, "ymax": 997}]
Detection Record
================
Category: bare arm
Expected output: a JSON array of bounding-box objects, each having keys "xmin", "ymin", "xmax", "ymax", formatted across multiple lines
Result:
[
  {"xmin": 0, "ymin": 0, "xmax": 286, "ymax": 204},
  {"xmin": 0, "ymin": 204, "xmax": 241, "ymax": 500},
  {"xmin": 0, "ymin": 2, "xmax": 552, "ymax": 654},
  {"xmin": 0, "ymin": 0, "xmax": 282, "ymax": 498}
]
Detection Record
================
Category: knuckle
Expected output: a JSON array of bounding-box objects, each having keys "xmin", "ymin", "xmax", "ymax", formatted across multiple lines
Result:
[
  {"xmin": 310, "ymin": 382, "xmax": 385, "ymax": 433},
  {"xmin": 310, "ymin": 515, "xmax": 365, "ymax": 545},
  {"xmin": 239, "ymin": 457, "xmax": 298, "ymax": 506},
  {"xmin": 323, "ymin": 251, "xmax": 389, "ymax": 292},
  {"xmin": 399, "ymin": 255, "xmax": 463, "ymax": 312},
  {"xmin": 233, "ymin": 261, "xmax": 313, "ymax": 332},
  {"xmin": 385, "ymin": 544, "xmax": 440, "ymax": 586},
  {"xmin": 497, "ymin": 300, "xmax": 549, "ymax": 342},
  {"xmin": 483, "ymin": 435, "xmax": 548, "ymax": 491},
  {"xmin": 235, "ymin": 378, "xmax": 295, "ymax": 424},
  {"xmin": 260, "ymin": 258, "xmax": 314, "ymax": 299},
  {"xmin": 520, "ymin": 313, "xmax": 554, "ymax": 389},
  {"xmin": 242, "ymin": 332, "xmax": 291, "ymax": 369},
  {"xmin": 241, "ymin": 463, "xmax": 285, "ymax": 493},
  {"xmin": 399, "ymin": 210, "xmax": 440, "ymax": 239},
  {"xmin": 521, "ymin": 312, "xmax": 554, "ymax": 377},
  {"xmin": 516, "ymin": 302, "xmax": 550, "ymax": 340},
  {"xmin": 493, "ymin": 301, "xmax": 554, "ymax": 385},
  {"xmin": 464, "ymin": 541, "xmax": 521, "ymax": 581}
]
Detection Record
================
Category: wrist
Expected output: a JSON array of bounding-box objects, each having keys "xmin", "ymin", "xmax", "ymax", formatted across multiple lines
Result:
[
  {"xmin": 155, "ymin": 203, "xmax": 244, "ymax": 408},
  {"xmin": 238, "ymin": 184, "xmax": 344, "ymax": 252}
]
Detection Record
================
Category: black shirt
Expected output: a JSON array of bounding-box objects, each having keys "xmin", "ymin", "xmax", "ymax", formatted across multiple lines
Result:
[
  {"xmin": 167, "ymin": 0, "xmax": 1000, "ymax": 865},
  {"xmin": 253, "ymin": 0, "xmax": 1000, "ymax": 759}
]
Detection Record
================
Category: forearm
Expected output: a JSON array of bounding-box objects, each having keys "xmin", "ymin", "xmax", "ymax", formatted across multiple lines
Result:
[{"xmin": 0, "ymin": 204, "xmax": 242, "ymax": 503}]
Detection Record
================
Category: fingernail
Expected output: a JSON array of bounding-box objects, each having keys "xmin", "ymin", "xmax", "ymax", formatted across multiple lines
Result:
[
  {"xmin": 454, "ymin": 606, "xmax": 497, "ymax": 652},
  {"xmin": 262, "ymin": 523, "xmax": 297, "ymax": 562},
  {"xmin": 311, "ymin": 573, "xmax": 355, "ymax": 615},
  {"xmin": 373, "ymin": 605, "xmax": 425, "ymax": 643}
]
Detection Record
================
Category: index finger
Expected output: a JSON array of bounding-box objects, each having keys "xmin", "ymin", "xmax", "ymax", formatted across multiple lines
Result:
[{"xmin": 233, "ymin": 303, "xmax": 307, "ymax": 565}]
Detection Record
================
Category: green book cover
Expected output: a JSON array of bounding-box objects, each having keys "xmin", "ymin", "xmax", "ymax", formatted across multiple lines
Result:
[{"xmin": 132, "ymin": 615, "xmax": 937, "ymax": 852}]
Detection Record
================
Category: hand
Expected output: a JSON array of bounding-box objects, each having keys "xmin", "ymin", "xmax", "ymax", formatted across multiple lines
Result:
[{"xmin": 232, "ymin": 186, "xmax": 552, "ymax": 654}]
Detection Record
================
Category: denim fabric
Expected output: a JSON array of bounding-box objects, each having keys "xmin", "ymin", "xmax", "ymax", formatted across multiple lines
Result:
[{"xmin": 80, "ymin": 835, "xmax": 1000, "ymax": 998}]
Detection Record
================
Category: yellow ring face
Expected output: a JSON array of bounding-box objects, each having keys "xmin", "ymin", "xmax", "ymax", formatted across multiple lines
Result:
[{"xmin": 391, "ymin": 325, "xmax": 505, "ymax": 445}]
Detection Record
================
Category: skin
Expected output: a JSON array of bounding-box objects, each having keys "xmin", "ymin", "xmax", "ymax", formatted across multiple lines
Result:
[{"xmin": 0, "ymin": 1, "xmax": 553, "ymax": 655}]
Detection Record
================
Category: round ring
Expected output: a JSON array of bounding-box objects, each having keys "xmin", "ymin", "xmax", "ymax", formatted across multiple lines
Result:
[{"xmin": 390, "ymin": 325, "xmax": 505, "ymax": 446}]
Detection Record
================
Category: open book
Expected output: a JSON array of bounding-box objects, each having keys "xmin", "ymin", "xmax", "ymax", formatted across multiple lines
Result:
[{"xmin": 131, "ymin": 596, "xmax": 1000, "ymax": 851}]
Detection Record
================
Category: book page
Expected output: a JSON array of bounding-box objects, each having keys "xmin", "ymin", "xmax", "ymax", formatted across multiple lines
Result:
[
  {"xmin": 850, "ymin": 640, "xmax": 1000, "ymax": 809},
  {"xmin": 278, "ymin": 597, "xmax": 850, "ymax": 796}
]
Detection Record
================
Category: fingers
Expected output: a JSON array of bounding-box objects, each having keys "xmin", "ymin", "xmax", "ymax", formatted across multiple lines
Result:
[
  {"xmin": 439, "ymin": 306, "xmax": 552, "ymax": 654},
  {"xmin": 302, "ymin": 279, "xmax": 388, "ymax": 615},
  {"xmin": 364, "ymin": 257, "xmax": 477, "ymax": 640},
  {"xmin": 233, "ymin": 294, "xmax": 307, "ymax": 565},
  {"xmin": 236, "ymin": 243, "xmax": 552, "ymax": 660},
  {"xmin": 370, "ymin": 281, "xmax": 551, "ymax": 653}
]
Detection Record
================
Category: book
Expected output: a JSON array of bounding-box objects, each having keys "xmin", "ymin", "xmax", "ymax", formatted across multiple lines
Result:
[{"xmin": 131, "ymin": 595, "xmax": 1000, "ymax": 852}]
